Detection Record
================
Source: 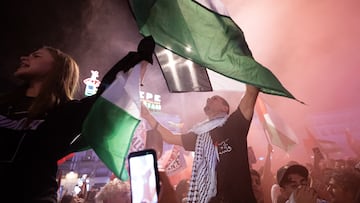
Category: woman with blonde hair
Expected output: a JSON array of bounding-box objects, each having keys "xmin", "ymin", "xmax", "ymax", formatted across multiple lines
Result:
[
  {"xmin": 0, "ymin": 35, "xmax": 155, "ymax": 203},
  {"xmin": 0, "ymin": 46, "xmax": 91, "ymax": 202}
]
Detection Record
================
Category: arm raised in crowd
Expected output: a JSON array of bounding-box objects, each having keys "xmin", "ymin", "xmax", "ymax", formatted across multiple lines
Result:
[
  {"xmin": 141, "ymin": 103, "xmax": 183, "ymax": 146},
  {"xmin": 239, "ymin": 84, "xmax": 260, "ymax": 120}
]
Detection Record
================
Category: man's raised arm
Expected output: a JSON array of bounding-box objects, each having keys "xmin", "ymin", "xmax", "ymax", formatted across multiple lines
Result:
[
  {"xmin": 141, "ymin": 104, "xmax": 183, "ymax": 146},
  {"xmin": 239, "ymin": 84, "xmax": 260, "ymax": 120}
]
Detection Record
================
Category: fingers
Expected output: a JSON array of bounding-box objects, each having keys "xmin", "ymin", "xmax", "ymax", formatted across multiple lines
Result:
[
  {"xmin": 292, "ymin": 186, "xmax": 318, "ymax": 203},
  {"xmin": 298, "ymin": 185, "xmax": 317, "ymax": 195}
]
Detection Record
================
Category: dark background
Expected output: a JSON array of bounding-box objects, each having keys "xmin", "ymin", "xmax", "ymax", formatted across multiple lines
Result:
[{"xmin": 0, "ymin": 0, "xmax": 143, "ymax": 98}]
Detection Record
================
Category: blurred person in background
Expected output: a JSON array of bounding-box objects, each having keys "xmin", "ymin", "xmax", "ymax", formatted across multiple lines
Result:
[
  {"xmin": 95, "ymin": 178, "xmax": 131, "ymax": 203},
  {"xmin": 326, "ymin": 168, "xmax": 360, "ymax": 203}
]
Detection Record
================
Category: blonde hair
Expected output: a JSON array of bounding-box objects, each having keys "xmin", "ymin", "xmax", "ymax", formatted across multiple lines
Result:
[
  {"xmin": 95, "ymin": 178, "xmax": 131, "ymax": 203},
  {"xmin": 28, "ymin": 46, "xmax": 80, "ymax": 119}
]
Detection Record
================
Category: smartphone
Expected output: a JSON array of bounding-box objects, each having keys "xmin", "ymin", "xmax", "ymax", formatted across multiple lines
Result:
[{"xmin": 128, "ymin": 149, "xmax": 160, "ymax": 203}]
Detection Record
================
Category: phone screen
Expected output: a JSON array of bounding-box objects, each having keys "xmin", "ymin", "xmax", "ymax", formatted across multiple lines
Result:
[{"xmin": 128, "ymin": 149, "xmax": 160, "ymax": 203}]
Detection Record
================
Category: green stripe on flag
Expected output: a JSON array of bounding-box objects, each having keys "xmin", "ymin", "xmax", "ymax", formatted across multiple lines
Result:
[
  {"xmin": 83, "ymin": 97, "xmax": 140, "ymax": 180},
  {"xmin": 82, "ymin": 64, "xmax": 143, "ymax": 180},
  {"xmin": 129, "ymin": 0, "xmax": 302, "ymax": 102}
]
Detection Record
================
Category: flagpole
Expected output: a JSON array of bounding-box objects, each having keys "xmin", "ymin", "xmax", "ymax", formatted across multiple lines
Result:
[
  {"xmin": 255, "ymin": 98, "xmax": 272, "ymax": 146},
  {"xmin": 262, "ymin": 127, "xmax": 272, "ymax": 145}
]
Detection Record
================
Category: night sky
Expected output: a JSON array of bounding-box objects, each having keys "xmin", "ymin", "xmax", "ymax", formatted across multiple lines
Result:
[{"xmin": 0, "ymin": 0, "xmax": 142, "ymax": 96}]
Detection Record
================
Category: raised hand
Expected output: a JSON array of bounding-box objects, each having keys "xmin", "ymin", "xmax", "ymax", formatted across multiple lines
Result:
[{"xmin": 288, "ymin": 185, "xmax": 317, "ymax": 203}]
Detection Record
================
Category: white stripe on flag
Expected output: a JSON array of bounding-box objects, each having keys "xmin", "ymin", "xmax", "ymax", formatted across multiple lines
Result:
[
  {"xmin": 194, "ymin": 0, "xmax": 230, "ymax": 16},
  {"xmin": 264, "ymin": 111, "xmax": 299, "ymax": 145},
  {"xmin": 102, "ymin": 63, "xmax": 142, "ymax": 119},
  {"xmin": 207, "ymin": 69, "xmax": 246, "ymax": 92}
]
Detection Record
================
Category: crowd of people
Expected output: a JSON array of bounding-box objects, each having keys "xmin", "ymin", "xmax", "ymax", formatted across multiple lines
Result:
[
  {"xmin": 248, "ymin": 142, "xmax": 360, "ymax": 203},
  {"xmin": 1, "ymin": 32, "xmax": 360, "ymax": 203},
  {"xmin": 58, "ymin": 150, "xmax": 360, "ymax": 203}
]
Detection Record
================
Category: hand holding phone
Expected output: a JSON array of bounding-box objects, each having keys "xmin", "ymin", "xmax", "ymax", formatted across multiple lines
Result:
[{"xmin": 128, "ymin": 149, "xmax": 160, "ymax": 203}]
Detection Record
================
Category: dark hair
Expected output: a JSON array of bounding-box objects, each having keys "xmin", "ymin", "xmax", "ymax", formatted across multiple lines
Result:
[
  {"xmin": 330, "ymin": 168, "xmax": 360, "ymax": 197},
  {"xmin": 60, "ymin": 194, "xmax": 75, "ymax": 203},
  {"xmin": 277, "ymin": 164, "xmax": 309, "ymax": 187}
]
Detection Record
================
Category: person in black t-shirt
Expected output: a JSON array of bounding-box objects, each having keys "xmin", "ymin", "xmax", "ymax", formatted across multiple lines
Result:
[{"xmin": 141, "ymin": 84, "xmax": 259, "ymax": 203}]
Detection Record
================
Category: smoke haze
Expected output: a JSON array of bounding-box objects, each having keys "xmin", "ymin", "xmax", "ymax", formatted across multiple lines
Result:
[{"xmin": 1, "ymin": 0, "xmax": 359, "ymax": 171}]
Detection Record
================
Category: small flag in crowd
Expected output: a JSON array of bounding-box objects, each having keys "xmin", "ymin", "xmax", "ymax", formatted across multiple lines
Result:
[{"xmin": 255, "ymin": 97, "xmax": 298, "ymax": 152}]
